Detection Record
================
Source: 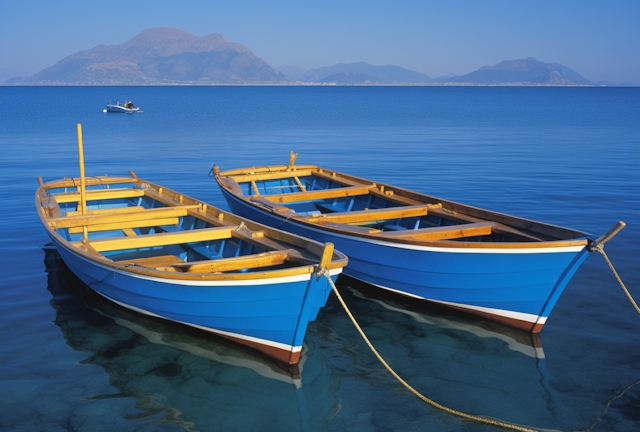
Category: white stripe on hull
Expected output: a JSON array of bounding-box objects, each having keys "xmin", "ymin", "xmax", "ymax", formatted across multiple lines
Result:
[
  {"xmin": 98, "ymin": 291, "xmax": 303, "ymax": 354},
  {"xmin": 348, "ymin": 274, "xmax": 547, "ymax": 325}
]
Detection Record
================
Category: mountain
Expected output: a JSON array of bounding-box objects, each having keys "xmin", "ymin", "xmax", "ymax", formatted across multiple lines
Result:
[
  {"xmin": 276, "ymin": 65, "xmax": 307, "ymax": 81},
  {"xmin": 6, "ymin": 27, "xmax": 290, "ymax": 84},
  {"xmin": 447, "ymin": 58, "xmax": 591, "ymax": 85},
  {"xmin": 301, "ymin": 62, "xmax": 434, "ymax": 83},
  {"xmin": 319, "ymin": 72, "xmax": 381, "ymax": 84}
]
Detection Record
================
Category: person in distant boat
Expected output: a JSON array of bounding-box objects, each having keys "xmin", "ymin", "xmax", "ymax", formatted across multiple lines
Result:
[{"xmin": 125, "ymin": 101, "xmax": 134, "ymax": 109}]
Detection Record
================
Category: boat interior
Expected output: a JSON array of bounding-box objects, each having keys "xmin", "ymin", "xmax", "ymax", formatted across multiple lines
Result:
[
  {"xmin": 38, "ymin": 175, "xmax": 338, "ymax": 276},
  {"xmin": 218, "ymin": 164, "xmax": 590, "ymax": 246}
]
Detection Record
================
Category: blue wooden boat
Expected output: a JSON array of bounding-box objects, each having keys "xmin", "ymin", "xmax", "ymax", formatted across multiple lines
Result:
[
  {"xmin": 213, "ymin": 157, "xmax": 616, "ymax": 333},
  {"xmin": 44, "ymin": 245, "xmax": 309, "ymax": 386},
  {"xmin": 37, "ymin": 163, "xmax": 347, "ymax": 365}
]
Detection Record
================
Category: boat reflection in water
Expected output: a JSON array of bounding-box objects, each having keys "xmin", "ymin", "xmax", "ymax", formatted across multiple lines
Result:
[
  {"xmin": 343, "ymin": 276, "xmax": 545, "ymax": 359},
  {"xmin": 44, "ymin": 246, "xmax": 342, "ymax": 431}
]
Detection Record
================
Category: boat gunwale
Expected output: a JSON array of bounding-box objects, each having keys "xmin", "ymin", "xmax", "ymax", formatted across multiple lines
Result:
[
  {"xmin": 37, "ymin": 176, "xmax": 348, "ymax": 281},
  {"xmin": 216, "ymin": 166, "xmax": 591, "ymax": 250}
]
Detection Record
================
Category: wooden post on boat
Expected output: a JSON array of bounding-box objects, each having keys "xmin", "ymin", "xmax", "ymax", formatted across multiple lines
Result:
[
  {"xmin": 289, "ymin": 151, "xmax": 298, "ymax": 171},
  {"xmin": 77, "ymin": 124, "xmax": 87, "ymax": 216},
  {"xmin": 319, "ymin": 242, "xmax": 334, "ymax": 270},
  {"xmin": 77, "ymin": 124, "xmax": 88, "ymax": 240}
]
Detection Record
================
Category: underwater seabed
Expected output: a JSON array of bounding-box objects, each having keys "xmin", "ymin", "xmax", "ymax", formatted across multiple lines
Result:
[{"xmin": 42, "ymin": 245, "xmax": 639, "ymax": 431}]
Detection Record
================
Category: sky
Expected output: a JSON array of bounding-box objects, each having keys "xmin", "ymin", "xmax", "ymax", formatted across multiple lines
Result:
[{"xmin": 1, "ymin": 0, "xmax": 639, "ymax": 83}]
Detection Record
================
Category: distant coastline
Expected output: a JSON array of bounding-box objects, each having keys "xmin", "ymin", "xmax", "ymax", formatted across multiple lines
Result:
[
  {"xmin": 6, "ymin": 28, "xmax": 635, "ymax": 87},
  {"xmin": 1, "ymin": 82, "xmax": 626, "ymax": 87}
]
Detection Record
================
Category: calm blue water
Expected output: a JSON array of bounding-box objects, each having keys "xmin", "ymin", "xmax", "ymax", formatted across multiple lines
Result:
[{"xmin": 1, "ymin": 86, "xmax": 639, "ymax": 432}]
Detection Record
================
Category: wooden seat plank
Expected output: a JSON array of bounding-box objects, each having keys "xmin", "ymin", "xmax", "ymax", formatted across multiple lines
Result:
[
  {"xmin": 377, "ymin": 222, "xmax": 493, "ymax": 241},
  {"xmin": 52, "ymin": 205, "xmax": 199, "ymax": 229},
  {"xmin": 52, "ymin": 189, "xmax": 145, "ymax": 203},
  {"xmin": 68, "ymin": 217, "xmax": 180, "ymax": 234},
  {"xmin": 305, "ymin": 204, "xmax": 442, "ymax": 224},
  {"xmin": 427, "ymin": 208, "xmax": 544, "ymax": 242},
  {"xmin": 163, "ymin": 250, "xmax": 294, "ymax": 273},
  {"xmin": 261, "ymin": 185, "xmax": 374, "ymax": 204},
  {"xmin": 230, "ymin": 169, "xmax": 313, "ymax": 183},
  {"xmin": 75, "ymin": 226, "xmax": 234, "ymax": 252}
]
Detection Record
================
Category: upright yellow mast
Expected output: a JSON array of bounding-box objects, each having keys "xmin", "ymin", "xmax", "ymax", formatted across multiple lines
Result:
[{"xmin": 77, "ymin": 124, "xmax": 87, "ymax": 217}]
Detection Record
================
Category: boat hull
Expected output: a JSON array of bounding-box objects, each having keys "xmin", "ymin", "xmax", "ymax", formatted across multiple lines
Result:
[
  {"xmin": 220, "ymin": 187, "xmax": 589, "ymax": 332},
  {"xmin": 106, "ymin": 105, "xmax": 139, "ymax": 113},
  {"xmin": 49, "ymin": 234, "xmax": 341, "ymax": 364}
]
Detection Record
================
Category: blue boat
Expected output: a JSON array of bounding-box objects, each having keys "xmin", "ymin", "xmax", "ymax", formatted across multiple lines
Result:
[
  {"xmin": 213, "ymin": 157, "xmax": 618, "ymax": 333},
  {"xmin": 37, "ymin": 167, "xmax": 347, "ymax": 365}
]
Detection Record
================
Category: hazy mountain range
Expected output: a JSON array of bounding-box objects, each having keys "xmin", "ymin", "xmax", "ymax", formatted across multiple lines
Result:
[
  {"xmin": 2, "ymin": 27, "xmax": 634, "ymax": 86},
  {"xmin": 5, "ymin": 27, "xmax": 289, "ymax": 84}
]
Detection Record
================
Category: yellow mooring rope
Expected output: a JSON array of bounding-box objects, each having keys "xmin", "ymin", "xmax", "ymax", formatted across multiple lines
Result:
[
  {"xmin": 596, "ymin": 246, "xmax": 640, "ymax": 314},
  {"xmin": 319, "ymin": 269, "xmax": 546, "ymax": 432},
  {"xmin": 319, "ymin": 239, "xmax": 637, "ymax": 432}
]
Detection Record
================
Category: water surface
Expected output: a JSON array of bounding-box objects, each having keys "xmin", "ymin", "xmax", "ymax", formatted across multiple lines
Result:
[{"xmin": 1, "ymin": 86, "xmax": 638, "ymax": 431}]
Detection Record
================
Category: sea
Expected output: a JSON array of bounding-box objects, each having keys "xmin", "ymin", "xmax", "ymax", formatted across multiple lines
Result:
[{"xmin": 0, "ymin": 86, "xmax": 638, "ymax": 432}]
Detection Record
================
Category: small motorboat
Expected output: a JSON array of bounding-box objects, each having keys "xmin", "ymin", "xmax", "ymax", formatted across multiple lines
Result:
[
  {"xmin": 213, "ymin": 153, "xmax": 624, "ymax": 333},
  {"xmin": 36, "ymin": 131, "xmax": 347, "ymax": 364},
  {"xmin": 105, "ymin": 100, "xmax": 141, "ymax": 113}
]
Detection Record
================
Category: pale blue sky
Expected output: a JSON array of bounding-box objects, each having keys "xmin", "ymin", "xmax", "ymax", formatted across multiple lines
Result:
[{"xmin": 1, "ymin": 0, "xmax": 638, "ymax": 83}]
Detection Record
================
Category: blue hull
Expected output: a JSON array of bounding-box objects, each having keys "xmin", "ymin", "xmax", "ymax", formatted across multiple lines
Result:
[
  {"xmin": 50, "ymin": 235, "xmax": 340, "ymax": 363},
  {"xmin": 220, "ymin": 188, "xmax": 589, "ymax": 331}
]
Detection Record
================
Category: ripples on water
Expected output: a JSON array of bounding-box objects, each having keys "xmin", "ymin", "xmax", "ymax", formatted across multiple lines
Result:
[{"xmin": 0, "ymin": 86, "xmax": 638, "ymax": 431}]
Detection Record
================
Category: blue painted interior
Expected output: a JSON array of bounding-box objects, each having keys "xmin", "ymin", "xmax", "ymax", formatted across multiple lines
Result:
[
  {"xmin": 53, "ymin": 188, "xmax": 305, "ymax": 274},
  {"xmin": 239, "ymin": 175, "xmax": 514, "ymax": 242}
]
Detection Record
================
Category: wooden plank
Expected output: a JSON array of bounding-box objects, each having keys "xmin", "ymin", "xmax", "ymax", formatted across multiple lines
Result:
[
  {"xmin": 293, "ymin": 176, "xmax": 306, "ymax": 192},
  {"xmin": 305, "ymin": 204, "xmax": 441, "ymax": 224},
  {"xmin": 222, "ymin": 166, "xmax": 316, "ymax": 177},
  {"xmin": 427, "ymin": 208, "xmax": 545, "ymax": 242},
  {"xmin": 68, "ymin": 217, "xmax": 180, "ymax": 234},
  {"xmin": 163, "ymin": 250, "xmax": 293, "ymax": 273},
  {"xmin": 122, "ymin": 228, "xmax": 137, "ymax": 236},
  {"xmin": 261, "ymin": 186, "xmax": 374, "ymax": 204},
  {"xmin": 77, "ymin": 226, "xmax": 234, "ymax": 253},
  {"xmin": 311, "ymin": 170, "xmax": 372, "ymax": 188},
  {"xmin": 78, "ymin": 241, "xmax": 105, "ymax": 259},
  {"xmin": 230, "ymin": 169, "xmax": 313, "ymax": 183},
  {"xmin": 66, "ymin": 206, "xmax": 145, "ymax": 217},
  {"xmin": 119, "ymin": 255, "xmax": 184, "ymax": 269},
  {"xmin": 52, "ymin": 206, "xmax": 199, "ymax": 229},
  {"xmin": 251, "ymin": 180, "xmax": 260, "ymax": 196},
  {"xmin": 53, "ymin": 189, "xmax": 145, "ymax": 204},
  {"xmin": 377, "ymin": 222, "xmax": 493, "ymax": 241},
  {"xmin": 318, "ymin": 243, "xmax": 334, "ymax": 270}
]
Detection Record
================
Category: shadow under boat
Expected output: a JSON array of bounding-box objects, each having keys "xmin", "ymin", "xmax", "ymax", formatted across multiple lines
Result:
[
  {"xmin": 44, "ymin": 245, "xmax": 342, "ymax": 430},
  {"xmin": 341, "ymin": 275, "xmax": 545, "ymax": 359}
]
